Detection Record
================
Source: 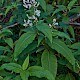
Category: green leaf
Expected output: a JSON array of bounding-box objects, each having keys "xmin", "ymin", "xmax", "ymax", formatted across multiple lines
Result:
[
  {"xmin": 4, "ymin": 38, "xmax": 13, "ymax": 49},
  {"xmin": 53, "ymin": 5, "xmax": 66, "ymax": 15},
  {"xmin": 14, "ymin": 31, "xmax": 36, "ymax": 59},
  {"xmin": 1, "ymin": 63, "xmax": 22, "ymax": 73},
  {"xmin": 28, "ymin": 66, "xmax": 55, "ymax": 80},
  {"xmin": 22, "ymin": 55, "xmax": 29, "ymax": 70},
  {"xmin": 5, "ymin": 3, "xmax": 17, "ymax": 15},
  {"xmin": 69, "ymin": 7, "xmax": 80, "ymax": 13},
  {"xmin": 5, "ymin": 6, "xmax": 13, "ymax": 15},
  {"xmin": 0, "ymin": 55, "xmax": 7, "ymax": 61},
  {"xmin": 68, "ymin": 26, "xmax": 75, "ymax": 38},
  {"xmin": 41, "ymin": 50, "xmax": 57, "ymax": 78},
  {"xmin": 37, "ymin": 0, "xmax": 46, "ymax": 12},
  {"xmin": 3, "ymin": 76, "xmax": 12, "ymax": 80},
  {"xmin": 0, "ymin": 29, "xmax": 13, "ymax": 38},
  {"xmin": 52, "ymin": 30, "xmax": 71, "ymax": 41},
  {"xmin": 37, "ymin": 21, "xmax": 52, "ymax": 43},
  {"xmin": 38, "ymin": 35, "xmax": 44, "ymax": 46},
  {"xmin": 47, "ymin": 38, "xmax": 75, "ymax": 66},
  {"xmin": 67, "ymin": 0, "xmax": 77, "ymax": 11},
  {"xmin": 0, "ymin": 76, "xmax": 3, "ymax": 80},
  {"xmin": 70, "ymin": 42, "xmax": 80, "ymax": 50},
  {"xmin": 20, "ymin": 70, "xmax": 29, "ymax": 80},
  {"xmin": 0, "ymin": 46, "xmax": 10, "ymax": 52},
  {"xmin": 1, "ymin": 0, "xmax": 4, "ymax": 4}
]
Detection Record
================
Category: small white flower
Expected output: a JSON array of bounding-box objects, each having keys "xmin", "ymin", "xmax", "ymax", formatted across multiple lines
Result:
[
  {"xmin": 53, "ymin": 19, "xmax": 56, "ymax": 23},
  {"xmin": 23, "ymin": 3, "xmax": 32, "ymax": 9},
  {"xmin": 23, "ymin": 19, "xmax": 33, "ymax": 27},
  {"xmin": 32, "ymin": 0, "xmax": 36, "ymax": 3},
  {"xmin": 34, "ymin": 2, "xmax": 40, "ymax": 7},
  {"xmin": 53, "ymin": 18, "xmax": 58, "ymax": 26},
  {"xmin": 35, "ymin": 10, "xmax": 41, "ymax": 17},
  {"xmin": 54, "ymin": 23, "xmax": 58, "ymax": 26},
  {"xmin": 26, "ymin": 14, "xmax": 36, "ymax": 19},
  {"xmin": 49, "ymin": 24, "xmax": 52, "ymax": 28}
]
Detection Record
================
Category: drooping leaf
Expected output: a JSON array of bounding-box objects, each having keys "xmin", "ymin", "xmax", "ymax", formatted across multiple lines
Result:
[
  {"xmin": 70, "ymin": 42, "xmax": 80, "ymax": 50},
  {"xmin": 37, "ymin": 0, "xmax": 46, "ymax": 12},
  {"xmin": 5, "ymin": 3, "xmax": 17, "ymax": 15},
  {"xmin": 41, "ymin": 50, "xmax": 57, "ymax": 78},
  {"xmin": 52, "ymin": 30, "xmax": 71, "ymax": 41},
  {"xmin": 37, "ymin": 21, "xmax": 52, "ymax": 43},
  {"xmin": 0, "ymin": 29, "xmax": 13, "ymax": 38},
  {"xmin": 47, "ymin": 38, "xmax": 75, "ymax": 66},
  {"xmin": 14, "ymin": 31, "xmax": 36, "ymax": 59},
  {"xmin": 1, "ymin": 63, "xmax": 22, "ymax": 73},
  {"xmin": 22, "ymin": 55, "xmax": 29, "ymax": 70},
  {"xmin": 69, "ymin": 7, "xmax": 80, "ymax": 13},
  {"xmin": 53, "ymin": 5, "xmax": 66, "ymax": 15},
  {"xmin": 67, "ymin": 0, "xmax": 77, "ymax": 11},
  {"xmin": 4, "ymin": 38, "xmax": 13, "ymax": 49},
  {"xmin": 0, "ymin": 46, "xmax": 10, "ymax": 52},
  {"xmin": 28, "ymin": 66, "xmax": 55, "ymax": 80}
]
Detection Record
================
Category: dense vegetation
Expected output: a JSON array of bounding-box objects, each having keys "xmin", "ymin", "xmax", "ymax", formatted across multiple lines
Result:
[{"xmin": 0, "ymin": 0, "xmax": 80, "ymax": 80}]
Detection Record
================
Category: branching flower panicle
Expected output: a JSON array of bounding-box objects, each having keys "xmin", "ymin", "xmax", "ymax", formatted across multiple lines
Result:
[{"xmin": 23, "ymin": 0, "xmax": 40, "ymax": 27}]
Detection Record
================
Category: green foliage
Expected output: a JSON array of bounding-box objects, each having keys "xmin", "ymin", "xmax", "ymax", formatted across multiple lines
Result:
[
  {"xmin": 14, "ymin": 31, "xmax": 36, "ymax": 59},
  {"xmin": 0, "ymin": 0, "xmax": 80, "ymax": 80},
  {"xmin": 41, "ymin": 50, "xmax": 57, "ymax": 78}
]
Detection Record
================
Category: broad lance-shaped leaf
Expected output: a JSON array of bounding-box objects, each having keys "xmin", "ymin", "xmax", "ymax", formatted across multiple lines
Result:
[
  {"xmin": 27, "ymin": 66, "xmax": 55, "ymax": 80},
  {"xmin": 41, "ymin": 50, "xmax": 57, "ymax": 78},
  {"xmin": 37, "ymin": 21, "xmax": 52, "ymax": 43},
  {"xmin": 14, "ymin": 31, "xmax": 36, "ymax": 59},
  {"xmin": 47, "ymin": 39, "xmax": 75, "ymax": 66},
  {"xmin": 1, "ymin": 63, "xmax": 22, "ymax": 73},
  {"xmin": 22, "ymin": 55, "xmax": 29, "ymax": 70}
]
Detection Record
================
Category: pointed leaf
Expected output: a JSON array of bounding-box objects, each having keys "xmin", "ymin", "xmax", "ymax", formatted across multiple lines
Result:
[
  {"xmin": 22, "ymin": 55, "xmax": 29, "ymax": 70},
  {"xmin": 28, "ymin": 66, "xmax": 55, "ymax": 80},
  {"xmin": 1, "ymin": 63, "xmax": 22, "ymax": 73},
  {"xmin": 5, "ymin": 38, "xmax": 13, "ymax": 49},
  {"xmin": 70, "ymin": 7, "xmax": 80, "ymax": 13},
  {"xmin": 0, "ymin": 46, "xmax": 10, "ymax": 52},
  {"xmin": 38, "ymin": 35, "xmax": 44, "ymax": 46},
  {"xmin": 37, "ymin": 22, "xmax": 52, "ymax": 43},
  {"xmin": 47, "ymin": 39, "xmax": 75, "ymax": 66},
  {"xmin": 41, "ymin": 50, "xmax": 57, "ymax": 78},
  {"xmin": 52, "ymin": 31, "xmax": 71, "ymax": 41},
  {"xmin": 70, "ymin": 42, "xmax": 80, "ymax": 49},
  {"xmin": 14, "ymin": 31, "xmax": 36, "ymax": 59},
  {"xmin": 67, "ymin": 0, "xmax": 77, "ymax": 11}
]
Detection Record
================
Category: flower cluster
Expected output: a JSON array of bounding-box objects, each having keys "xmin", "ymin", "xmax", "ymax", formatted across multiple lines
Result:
[{"xmin": 23, "ymin": 0, "xmax": 41, "ymax": 27}]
